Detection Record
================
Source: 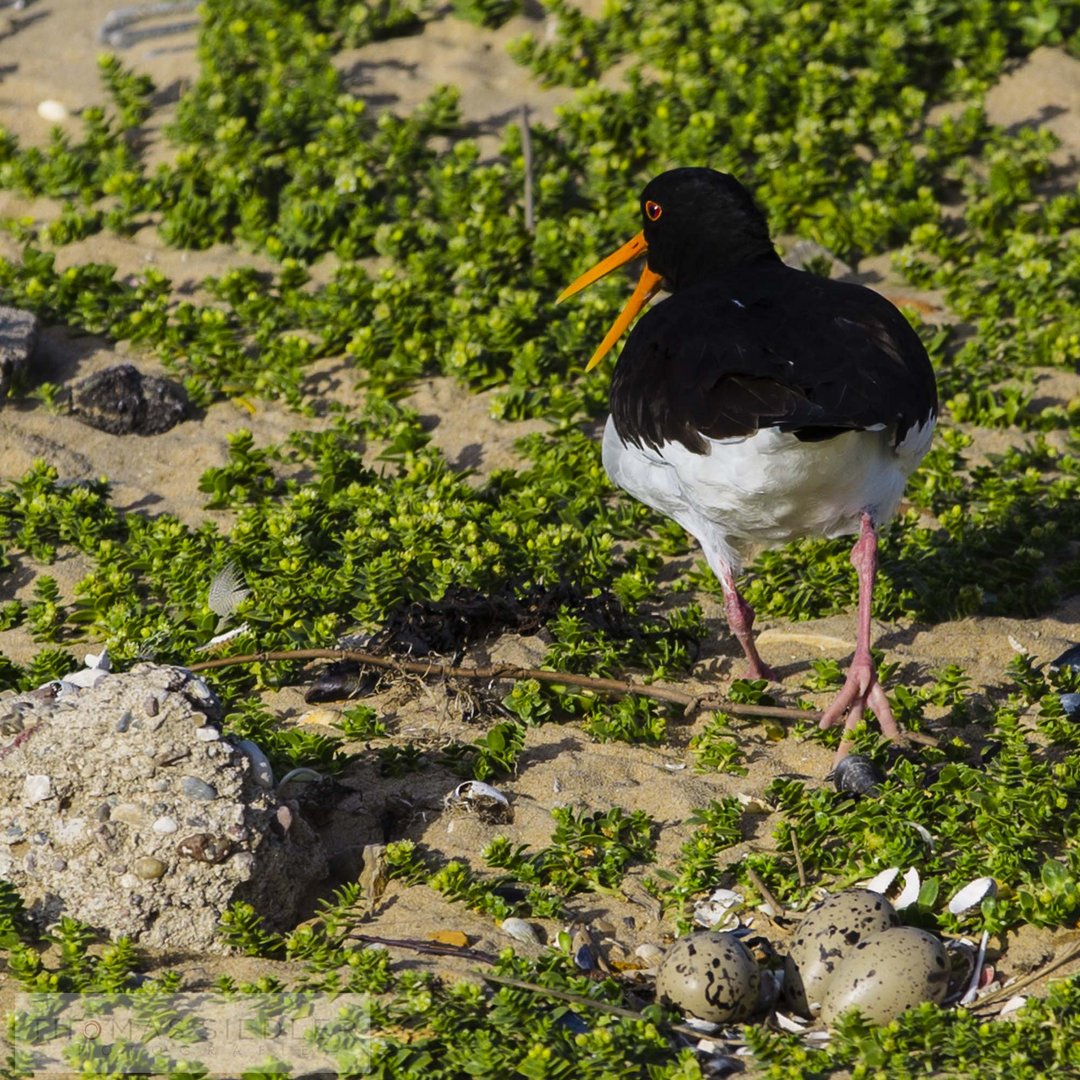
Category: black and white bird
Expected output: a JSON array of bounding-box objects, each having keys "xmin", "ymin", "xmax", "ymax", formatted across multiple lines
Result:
[{"xmin": 558, "ymin": 168, "xmax": 937, "ymax": 749}]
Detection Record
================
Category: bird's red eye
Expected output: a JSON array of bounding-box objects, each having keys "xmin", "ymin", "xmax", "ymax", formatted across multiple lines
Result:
[{"xmin": 644, "ymin": 200, "xmax": 662, "ymax": 222}]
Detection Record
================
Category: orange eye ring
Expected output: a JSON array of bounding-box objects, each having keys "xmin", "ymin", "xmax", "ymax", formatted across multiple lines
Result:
[{"xmin": 644, "ymin": 199, "xmax": 662, "ymax": 222}]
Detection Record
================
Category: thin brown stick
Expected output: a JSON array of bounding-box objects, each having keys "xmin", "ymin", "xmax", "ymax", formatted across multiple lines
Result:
[
  {"xmin": 966, "ymin": 939, "xmax": 1080, "ymax": 1014},
  {"xmin": 187, "ymin": 648, "xmax": 824, "ymax": 724},
  {"xmin": 347, "ymin": 931, "xmax": 498, "ymax": 965},
  {"xmin": 744, "ymin": 866, "xmax": 786, "ymax": 918}
]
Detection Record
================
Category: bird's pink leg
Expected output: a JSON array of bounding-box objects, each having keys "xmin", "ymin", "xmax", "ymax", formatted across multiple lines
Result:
[
  {"xmin": 718, "ymin": 567, "xmax": 777, "ymax": 682},
  {"xmin": 819, "ymin": 513, "xmax": 902, "ymax": 759}
]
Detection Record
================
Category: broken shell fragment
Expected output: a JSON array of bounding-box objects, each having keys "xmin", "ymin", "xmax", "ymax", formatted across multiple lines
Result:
[
  {"xmin": 445, "ymin": 780, "xmax": 511, "ymax": 823},
  {"xmin": 234, "ymin": 739, "xmax": 274, "ymax": 788},
  {"xmin": 947, "ymin": 876, "xmax": 997, "ymax": 915},
  {"xmin": 692, "ymin": 888, "xmax": 745, "ymax": 931}
]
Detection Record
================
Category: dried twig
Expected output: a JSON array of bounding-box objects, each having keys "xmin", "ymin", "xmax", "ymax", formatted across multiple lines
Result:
[
  {"xmin": 347, "ymin": 931, "xmax": 498, "ymax": 965},
  {"xmin": 744, "ymin": 866, "xmax": 786, "ymax": 918},
  {"xmin": 188, "ymin": 647, "xmax": 827, "ymax": 724},
  {"xmin": 966, "ymin": 938, "xmax": 1080, "ymax": 1014}
]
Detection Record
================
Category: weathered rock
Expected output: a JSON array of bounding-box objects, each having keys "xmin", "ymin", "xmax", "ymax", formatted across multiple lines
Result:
[
  {"xmin": 0, "ymin": 305, "xmax": 39, "ymax": 399},
  {"xmin": 70, "ymin": 363, "xmax": 188, "ymax": 435},
  {"xmin": 0, "ymin": 664, "xmax": 327, "ymax": 950}
]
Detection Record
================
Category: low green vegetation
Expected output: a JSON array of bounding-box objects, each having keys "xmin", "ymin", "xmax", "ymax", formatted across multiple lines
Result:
[{"xmin": 2, "ymin": 0, "xmax": 1080, "ymax": 1074}]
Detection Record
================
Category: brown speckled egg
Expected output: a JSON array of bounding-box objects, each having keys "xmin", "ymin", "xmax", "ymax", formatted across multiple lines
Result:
[
  {"xmin": 654, "ymin": 932, "xmax": 760, "ymax": 1023},
  {"xmin": 820, "ymin": 926, "xmax": 949, "ymax": 1025},
  {"xmin": 784, "ymin": 888, "xmax": 898, "ymax": 1016}
]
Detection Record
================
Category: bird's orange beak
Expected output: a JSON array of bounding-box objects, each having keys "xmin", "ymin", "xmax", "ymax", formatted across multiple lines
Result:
[{"xmin": 556, "ymin": 231, "xmax": 664, "ymax": 371}]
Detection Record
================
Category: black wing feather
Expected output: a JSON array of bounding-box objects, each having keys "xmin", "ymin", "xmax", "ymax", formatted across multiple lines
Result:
[{"xmin": 609, "ymin": 263, "xmax": 937, "ymax": 454}]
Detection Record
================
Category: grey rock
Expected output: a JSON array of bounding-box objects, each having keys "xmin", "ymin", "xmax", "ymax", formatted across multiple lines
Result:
[
  {"xmin": 0, "ymin": 663, "xmax": 327, "ymax": 950},
  {"xmin": 0, "ymin": 305, "xmax": 38, "ymax": 399},
  {"xmin": 70, "ymin": 363, "xmax": 187, "ymax": 435}
]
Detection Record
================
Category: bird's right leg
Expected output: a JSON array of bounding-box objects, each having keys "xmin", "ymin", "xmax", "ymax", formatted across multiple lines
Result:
[{"xmin": 717, "ymin": 566, "xmax": 776, "ymax": 682}]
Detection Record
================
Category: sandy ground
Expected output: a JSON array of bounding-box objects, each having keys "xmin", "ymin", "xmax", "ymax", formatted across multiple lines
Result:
[{"xmin": 2, "ymin": 0, "xmax": 1080, "ymax": 1030}]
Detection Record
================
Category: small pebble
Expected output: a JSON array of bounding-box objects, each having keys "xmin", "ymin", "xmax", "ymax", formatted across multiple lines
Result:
[
  {"xmin": 23, "ymin": 774, "xmax": 51, "ymax": 805},
  {"xmin": 143, "ymin": 695, "xmax": 160, "ymax": 717},
  {"xmin": 115, "ymin": 711, "xmax": 132, "ymax": 733},
  {"xmin": 132, "ymin": 856, "xmax": 166, "ymax": 881},
  {"xmin": 152, "ymin": 816, "xmax": 178, "ymax": 835},
  {"xmin": 180, "ymin": 776, "xmax": 217, "ymax": 801},
  {"xmin": 37, "ymin": 99, "xmax": 69, "ymax": 122},
  {"xmin": 194, "ymin": 726, "xmax": 220, "ymax": 742},
  {"xmin": 110, "ymin": 803, "xmax": 145, "ymax": 827}
]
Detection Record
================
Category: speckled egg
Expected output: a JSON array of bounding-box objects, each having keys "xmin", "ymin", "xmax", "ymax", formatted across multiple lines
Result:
[
  {"xmin": 784, "ymin": 889, "xmax": 898, "ymax": 1016},
  {"xmin": 820, "ymin": 926, "xmax": 949, "ymax": 1025},
  {"xmin": 654, "ymin": 932, "xmax": 760, "ymax": 1023}
]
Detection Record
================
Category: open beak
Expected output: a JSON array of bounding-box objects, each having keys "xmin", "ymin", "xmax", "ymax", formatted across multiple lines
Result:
[{"xmin": 556, "ymin": 231, "xmax": 664, "ymax": 371}]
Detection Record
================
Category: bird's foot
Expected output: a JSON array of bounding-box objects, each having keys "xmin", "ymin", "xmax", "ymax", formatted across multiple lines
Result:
[
  {"xmin": 743, "ymin": 657, "xmax": 778, "ymax": 683},
  {"xmin": 819, "ymin": 650, "xmax": 901, "ymax": 763}
]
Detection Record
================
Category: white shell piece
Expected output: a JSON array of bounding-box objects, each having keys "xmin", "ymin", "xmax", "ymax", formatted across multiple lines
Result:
[
  {"xmin": 959, "ymin": 929, "xmax": 990, "ymax": 1006},
  {"xmin": 235, "ymin": 739, "xmax": 274, "ymax": 788},
  {"xmin": 774, "ymin": 1012, "xmax": 809, "ymax": 1033},
  {"xmin": 895, "ymin": 867, "xmax": 922, "ymax": 910},
  {"xmin": 693, "ymin": 888, "xmax": 744, "ymax": 930},
  {"xmin": 907, "ymin": 821, "xmax": 935, "ymax": 847},
  {"xmin": 500, "ymin": 917, "xmax": 542, "ymax": 945},
  {"xmin": 948, "ymin": 876, "xmax": 997, "ymax": 915},
  {"xmin": 449, "ymin": 780, "xmax": 509, "ymax": 809},
  {"xmin": 859, "ymin": 867, "xmax": 899, "ymax": 895},
  {"xmin": 37, "ymin": 99, "xmax": 69, "ymax": 122},
  {"xmin": 999, "ymin": 995, "xmax": 1027, "ymax": 1016}
]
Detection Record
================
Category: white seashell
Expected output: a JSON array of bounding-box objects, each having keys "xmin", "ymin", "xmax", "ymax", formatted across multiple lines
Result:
[
  {"xmin": 736, "ymin": 793, "xmax": 773, "ymax": 814},
  {"xmin": 1007, "ymin": 635, "xmax": 1028, "ymax": 655},
  {"xmin": 999, "ymin": 994, "xmax": 1027, "ymax": 1016},
  {"xmin": 37, "ymin": 99, "xmax": 69, "ymax": 123},
  {"xmin": 693, "ymin": 888, "xmax": 744, "ymax": 930},
  {"xmin": 859, "ymin": 866, "xmax": 899, "ymax": 895},
  {"xmin": 774, "ymin": 1011, "xmax": 809, "ymax": 1032},
  {"xmin": 84, "ymin": 648, "xmax": 110, "ymax": 671},
  {"xmin": 948, "ymin": 876, "xmax": 997, "ymax": 915},
  {"xmin": 63, "ymin": 667, "xmax": 110, "ymax": 689},
  {"xmin": 907, "ymin": 821, "xmax": 935, "ymax": 847},
  {"xmin": 960, "ymin": 929, "xmax": 990, "ymax": 1005},
  {"xmin": 634, "ymin": 943, "xmax": 664, "ymax": 966},
  {"xmin": 895, "ymin": 868, "xmax": 922, "ymax": 910},
  {"xmin": 235, "ymin": 739, "xmax": 274, "ymax": 788},
  {"xmin": 447, "ymin": 780, "xmax": 509, "ymax": 810},
  {"xmin": 500, "ymin": 917, "xmax": 542, "ymax": 945}
]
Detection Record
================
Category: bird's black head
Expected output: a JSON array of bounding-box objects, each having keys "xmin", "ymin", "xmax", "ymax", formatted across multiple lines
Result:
[{"xmin": 639, "ymin": 168, "xmax": 778, "ymax": 289}]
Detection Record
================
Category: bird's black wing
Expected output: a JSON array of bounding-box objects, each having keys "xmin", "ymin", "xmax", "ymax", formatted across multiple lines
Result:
[{"xmin": 609, "ymin": 264, "xmax": 938, "ymax": 454}]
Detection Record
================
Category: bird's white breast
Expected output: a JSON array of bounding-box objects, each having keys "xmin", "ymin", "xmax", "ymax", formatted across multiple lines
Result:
[{"xmin": 602, "ymin": 414, "xmax": 934, "ymax": 573}]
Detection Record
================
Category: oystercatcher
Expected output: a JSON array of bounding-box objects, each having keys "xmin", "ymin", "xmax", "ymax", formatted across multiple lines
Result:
[{"xmin": 558, "ymin": 168, "xmax": 937, "ymax": 746}]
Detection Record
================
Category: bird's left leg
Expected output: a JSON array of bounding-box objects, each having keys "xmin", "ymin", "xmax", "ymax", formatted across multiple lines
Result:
[
  {"xmin": 717, "ymin": 566, "xmax": 777, "ymax": 682},
  {"xmin": 819, "ymin": 512, "xmax": 902, "ymax": 755}
]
